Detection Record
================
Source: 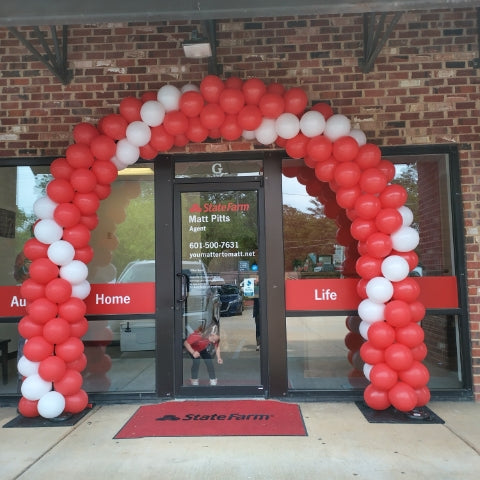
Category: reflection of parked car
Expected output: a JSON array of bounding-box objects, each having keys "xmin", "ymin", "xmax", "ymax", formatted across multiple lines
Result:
[{"xmin": 218, "ymin": 284, "xmax": 244, "ymax": 316}]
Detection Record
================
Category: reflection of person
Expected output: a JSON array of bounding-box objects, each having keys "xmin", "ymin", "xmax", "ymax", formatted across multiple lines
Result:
[
  {"xmin": 14, "ymin": 250, "xmax": 31, "ymax": 283},
  {"xmin": 253, "ymin": 298, "xmax": 260, "ymax": 351},
  {"xmin": 184, "ymin": 326, "xmax": 222, "ymax": 386}
]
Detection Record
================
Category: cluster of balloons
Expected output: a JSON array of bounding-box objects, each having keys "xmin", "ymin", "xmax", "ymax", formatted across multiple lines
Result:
[{"xmin": 17, "ymin": 74, "xmax": 428, "ymax": 417}]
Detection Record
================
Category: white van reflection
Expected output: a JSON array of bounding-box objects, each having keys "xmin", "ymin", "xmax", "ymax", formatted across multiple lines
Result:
[{"xmin": 109, "ymin": 260, "xmax": 219, "ymax": 351}]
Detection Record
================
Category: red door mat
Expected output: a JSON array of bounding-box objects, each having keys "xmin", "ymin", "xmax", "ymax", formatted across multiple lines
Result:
[{"xmin": 114, "ymin": 400, "xmax": 307, "ymax": 438}]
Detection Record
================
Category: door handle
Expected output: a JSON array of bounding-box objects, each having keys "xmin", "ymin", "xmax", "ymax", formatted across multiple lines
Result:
[{"xmin": 177, "ymin": 273, "xmax": 188, "ymax": 303}]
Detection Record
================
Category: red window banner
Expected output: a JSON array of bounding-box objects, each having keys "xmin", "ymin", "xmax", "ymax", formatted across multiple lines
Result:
[
  {"xmin": 0, "ymin": 282, "xmax": 156, "ymax": 317},
  {"xmin": 285, "ymin": 276, "xmax": 459, "ymax": 311}
]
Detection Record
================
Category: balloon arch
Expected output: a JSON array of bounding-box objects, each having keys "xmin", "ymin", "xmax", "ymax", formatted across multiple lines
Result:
[{"xmin": 17, "ymin": 75, "xmax": 429, "ymax": 419}]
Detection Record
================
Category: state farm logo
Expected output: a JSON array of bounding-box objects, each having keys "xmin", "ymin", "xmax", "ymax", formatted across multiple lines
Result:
[
  {"xmin": 189, "ymin": 202, "xmax": 250, "ymax": 213},
  {"xmin": 156, "ymin": 412, "xmax": 271, "ymax": 421}
]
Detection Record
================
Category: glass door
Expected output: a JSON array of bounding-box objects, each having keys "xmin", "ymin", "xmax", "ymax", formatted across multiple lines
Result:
[{"xmin": 174, "ymin": 184, "xmax": 264, "ymax": 395}]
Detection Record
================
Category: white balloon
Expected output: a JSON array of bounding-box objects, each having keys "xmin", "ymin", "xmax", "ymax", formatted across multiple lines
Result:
[
  {"xmin": 390, "ymin": 226, "xmax": 420, "ymax": 252},
  {"xmin": 140, "ymin": 100, "xmax": 166, "ymax": 127},
  {"xmin": 38, "ymin": 391, "xmax": 66, "ymax": 419},
  {"xmin": 363, "ymin": 363, "xmax": 373, "ymax": 381},
  {"xmin": 157, "ymin": 84, "xmax": 181, "ymax": 112},
  {"xmin": 17, "ymin": 355, "xmax": 40, "ymax": 377},
  {"xmin": 110, "ymin": 155, "xmax": 128, "ymax": 171},
  {"xmin": 275, "ymin": 113, "xmax": 300, "ymax": 139},
  {"xmin": 349, "ymin": 128, "xmax": 367, "ymax": 146},
  {"xmin": 33, "ymin": 196, "xmax": 58, "ymax": 220},
  {"xmin": 48, "ymin": 240, "xmax": 75, "ymax": 266},
  {"xmin": 359, "ymin": 320, "xmax": 371, "ymax": 340},
  {"xmin": 299, "ymin": 110, "xmax": 326, "ymax": 137},
  {"xmin": 366, "ymin": 276, "xmax": 394, "ymax": 304},
  {"xmin": 34, "ymin": 218, "xmax": 63, "ymax": 244},
  {"xmin": 381, "ymin": 255, "xmax": 410, "ymax": 282},
  {"xmin": 21, "ymin": 373, "xmax": 52, "ymax": 401},
  {"xmin": 60, "ymin": 260, "xmax": 89, "ymax": 284},
  {"xmin": 71, "ymin": 280, "xmax": 91, "ymax": 300},
  {"xmin": 242, "ymin": 130, "xmax": 256, "ymax": 140},
  {"xmin": 181, "ymin": 83, "xmax": 200, "ymax": 93},
  {"xmin": 126, "ymin": 121, "xmax": 151, "ymax": 147},
  {"xmin": 398, "ymin": 206, "xmax": 414, "ymax": 226},
  {"xmin": 358, "ymin": 298, "xmax": 385, "ymax": 323},
  {"xmin": 324, "ymin": 114, "xmax": 351, "ymax": 141},
  {"xmin": 255, "ymin": 118, "xmax": 278, "ymax": 145},
  {"xmin": 116, "ymin": 139, "xmax": 140, "ymax": 166}
]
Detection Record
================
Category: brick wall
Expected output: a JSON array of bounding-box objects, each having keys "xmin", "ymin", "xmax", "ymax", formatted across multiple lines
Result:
[{"xmin": 1, "ymin": 8, "xmax": 479, "ymax": 399}]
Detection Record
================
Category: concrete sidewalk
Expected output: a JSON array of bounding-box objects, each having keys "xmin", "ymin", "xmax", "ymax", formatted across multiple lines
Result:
[{"xmin": 1, "ymin": 401, "xmax": 480, "ymax": 480}]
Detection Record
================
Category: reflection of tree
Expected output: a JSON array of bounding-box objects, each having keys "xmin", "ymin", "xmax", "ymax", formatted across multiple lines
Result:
[
  {"xmin": 283, "ymin": 202, "xmax": 337, "ymax": 271},
  {"xmin": 394, "ymin": 164, "xmax": 419, "ymax": 229}
]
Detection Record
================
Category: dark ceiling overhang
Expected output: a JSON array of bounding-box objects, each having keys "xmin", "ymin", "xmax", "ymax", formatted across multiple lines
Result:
[{"xmin": 1, "ymin": 0, "xmax": 480, "ymax": 26}]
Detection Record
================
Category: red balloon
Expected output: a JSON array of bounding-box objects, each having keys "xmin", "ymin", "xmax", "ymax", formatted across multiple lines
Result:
[
  {"xmin": 375, "ymin": 208, "xmax": 403, "ymax": 234},
  {"xmin": 415, "ymin": 385, "xmax": 431, "ymax": 407},
  {"xmin": 356, "ymin": 278, "xmax": 369, "ymax": 299},
  {"xmin": 336, "ymin": 185, "xmax": 361, "ymax": 209},
  {"xmin": 296, "ymin": 166, "xmax": 315, "ymax": 186},
  {"xmin": 18, "ymin": 397, "xmax": 39, "ymax": 417},
  {"xmin": 354, "ymin": 193, "xmax": 381, "ymax": 220},
  {"xmin": 379, "ymin": 184, "xmax": 408, "ymax": 208},
  {"xmin": 355, "ymin": 255, "xmax": 382, "ymax": 279},
  {"xmin": 23, "ymin": 238, "xmax": 49, "ymax": 261},
  {"xmin": 90, "ymin": 135, "xmax": 116, "ymax": 161},
  {"xmin": 282, "ymin": 166, "xmax": 299, "ymax": 178},
  {"xmin": 267, "ymin": 82, "xmax": 285, "ymax": 95},
  {"xmin": 141, "ymin": 91, "xmax": 157, "ymax": 102},
  {"xmin": 398, "ymin": 360, "xmax": 430, "ymax": 389},
  {"xmin": 385, "ymin": 300, "xmax": 413, "ymax": 328},
  {"xmin": 73, "ymin": 191, "xmax": 100, "ymax": 216},
  {"xmin": 388, "ymin": 381, "xmax": 418, "ymax": 412},
  {"xmin": 409, "ymin": 300, "xmax": 426, "ymax": 322},
  {"xmin": 69, "ymin": 168, "xmax": 97, "ymax": 193},
  {"xmin": 150, "ymin": 125, "xmax": 174, "ymax": 151},
  {"xmin": 200, "ymin": 103, "xmax": 226, "ymax": 130},
  {"xmin": 283, "ymin": 87, "xmax": 308, "ymax": 115},
  {"xmin": 62, "ymin": 223, "xmax": 91, "ymax": 249},
  {"xmin": 55, "ymin": 337, "xmax": 85, "ymax": 363},
  {"xmin": 99, "ymin": 113, "xmax": 128, "ymax": 140},
  {"xmin": 224, "ymin": 76, "xmax": 243, "ymax": 89},
  {"xmin": 359, "ymin": 168, "xmax": 388, "ymax": 194},
  {"xmin": 74, "ymin": 245, "xmax": 95, "ymax": 264},
  {"xmin": 54, "ymin": 369, "xmax": 83, "ymax": 396},
  {"xmin": 242, "ymin": 78, "xmax": 266, "ymax": 105},
  {"xmin": 39, "ymin": 355, "xmax": 67, "ymax": 382},
  {"xmin": 219, "ymin": 88, "xmax": 245, "ymax": 114},
  {"xmin": 307, "ymin": 136, "xmax": 333, "ymax": 163},
  {"xmin": 29, "ymin": 258, "xmax": 59, "ymax": 285},
  {"xmin": 200, "ymin": 75, "xmax": 225, "ymax": 103},
  {"xmin": 285, "ymin": 133, "xmax": 309, "ymax": 159},
  {"xmin": 355, "ymin": 143, "xmax": 381, "ymax": 169},
  {"xmin": 50, "ymin": 157, "xmax": 73, "ymax": 180},
  {"xmin": 18, "ymin": 315, "xmax": 44, "ymax": 338},
  {"xmin": 53, "ymin": 203, "xmax": 81, "ymax": 228},
  {"xmin": 67, "ymin": 352, "xmax": 88, "ymax": 372},
  {"xmin": 70, "ymin": 318, "xmax": 89, "ymax": 338},
  {"xmin": 370, "ymin": 363, "xmax": 398, "ymax": 390},
  {"xmin": 179, "ymin": 91, "xmax": 205, "ymax": 118},
  {"xmin": 46, "ymin": 178, "xmax": 75, "ymax": 203},
  {"xmin": 384, "ymin": 343, "xmax": 414, "ymax": 371},
  {"xmin": 259, "ymin": 93, "xmax": 285, "ymax": 118},
  {"xmin": 365, "ymin": 232, "xmax": 393, "ymax": 258},
  {"xmin": 237, "ymin": 105, "xmax": 262, "ymax": 131},
  {"xmin": 360, "ymin": 341, "xmax": 385, "ymax": 365},
  {"xmin": 119, "ymin": 96, "xmax": 142, "ymax": 123},
  {"xmin": 314, "ymin": 157, "xmax": 337, "ymax": 182},
  {"xmin": 186, "ymin": 116, "xmax": 209, "ymax": 143},
  {"xmin": 174, "ymin": 134, "xmax": 189, "ymax": 147},
  {"xmin": 411, "ymin": 342, "xmax": 428, "ymax": 362},
  {"xmin": 163, "ymin": 110, "xmax": 189, "ymax": 136},
  {"xmin": 333, "ymin": 161, "xmax": 361, "ymax": 187},
  {"xmin": 65, "ymin": 143, "xmax": 95, "ymax": 169},
  {"xmin": 64, "ymin": 389, "xmax": 89, "ymax": 414},
  {"xmin": 23, "ymin": 335, "xmax": 54, "ymax": 362},
  {"xmin": 73, "ymin": 122, "xmax": 99, "ymax": 145},
  {"xmin": 220, "ymin": 114, "xmax": 243, "ymax": 141},
  {"xmin": 91, "ymin": 160, "xmax": 118, "ymax": 185},
  {"xmin": 139, "ymin": 143, "xmax": 158, "ymax": 160},
  {"xmin": 45, "ymin": 278, "xmax": 73, "ymax": 304},
  {"xmin": 368, "ymin": 321, "xmax": 396, "ymax": 350},
  {"xmin": 364, "ymin": 384, "xmax": 391, "ymax": 410},
  {"xmin": 377, "ymin": 159, "xmax": 396, "ymax": 182},
  {"xmin": 58, "ymin": 297, "xmax": 87, "ymax": 323},
  {"xmin": 332, "ymin": 136, "xmax": 360, "ymax": 163},
  {"xmin": 311, "ymin": 102, "xmax": 334, "ymax": 119},
  {"xmin": 393, "ymin": 277, "xmax": 420, "ymax": 303},
  {"xmin": 94, "ymin": 183, "xmax": 111, "ymax": 201},
  {"xmin": 350, "ymin": 218, "xmax": 377, "ymax": 242},
  {"xmin": 344, "ymin": 332, "xmax": 364, "ymax": 351}
]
